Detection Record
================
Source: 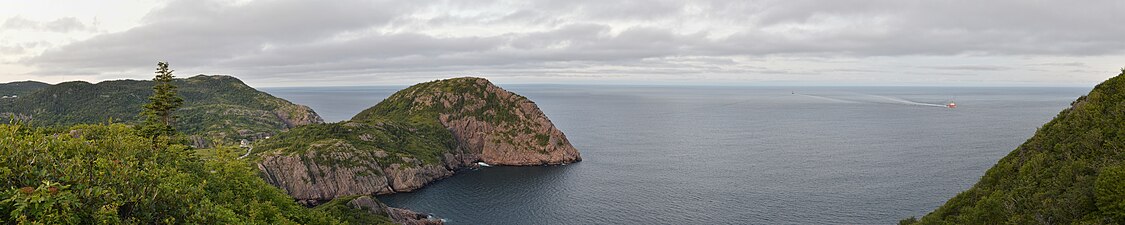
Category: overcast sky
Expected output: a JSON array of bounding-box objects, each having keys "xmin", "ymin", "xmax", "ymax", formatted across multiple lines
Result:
[{"xmin": 1, "ymin": 0, "xmax": 1123, "ymax": 87}]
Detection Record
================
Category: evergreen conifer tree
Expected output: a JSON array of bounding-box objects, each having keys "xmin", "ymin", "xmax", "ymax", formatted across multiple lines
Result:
[{"xmin": 139, "ymin": 61, "xmax": 183, "ymax": 149}]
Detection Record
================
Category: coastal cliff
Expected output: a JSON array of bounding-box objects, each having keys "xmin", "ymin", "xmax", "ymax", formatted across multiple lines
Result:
[{"xmin": 254, "ymin": 77, "xmax": 580, "ymax": 205}]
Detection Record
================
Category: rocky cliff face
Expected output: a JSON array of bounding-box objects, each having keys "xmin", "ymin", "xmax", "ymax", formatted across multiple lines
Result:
[
  {"xmin": 274, "ymin": 104, "xmax": 324, "ymax": 128},
  {"xmin": 354, "ymin": 77, "xmax": 582, "ymax": 166},
  {"xmin": 256, "ymin": 142, "xmax": 455, "ymax": 205},
  {"xmin": 254, "ymin": 121, "xmax": 459, "ymax": 204},
  {"xmin": 255, "ymin": 77, "xmax": 581, "ymax": 206},
  {"xmin": 257, "ymin": 141, "xmax": 393, "ymax": 205}
]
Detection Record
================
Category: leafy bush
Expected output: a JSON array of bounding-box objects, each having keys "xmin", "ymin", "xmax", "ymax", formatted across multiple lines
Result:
[
  {"xmin": 0, "ymin": 123, "xmax": 383, "ymax": 224},
  {"xmin": 1096, "ymin": 164, "xmax": 1125, "ymax": 222}
]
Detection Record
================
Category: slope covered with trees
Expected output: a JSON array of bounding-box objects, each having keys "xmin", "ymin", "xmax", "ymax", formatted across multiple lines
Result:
[
  {"xmin": 0, "ymin": 81, "xmax": 49, "ymax": 110},
  {"xmin": 0, "ymin": 75, "xmax": 322, "ymax": 146},
  {"xmin": 0, "ymin": 81, "xmax": 48, "ymax": 98},
  {"xmin": 906, "ymin": 69, "xmax": 1125, "ymax": 224}
]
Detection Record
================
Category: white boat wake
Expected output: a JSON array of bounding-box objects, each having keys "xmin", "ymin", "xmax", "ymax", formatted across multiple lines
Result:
[
  {"xmin": 794, "ymin": 92, "xmax": 952, "ymax": 108},
  {"xmin": 864, "ymin": 94, "xmax": 948, "ymax": 108},
  {"xmin": 795, "ymin": 93, "xmax": 861, "ymax": 103}
]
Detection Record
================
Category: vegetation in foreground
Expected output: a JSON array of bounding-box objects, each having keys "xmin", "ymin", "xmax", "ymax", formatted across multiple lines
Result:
[
  {"xmin": 905, "ymin": 69, "xmax": 1125, "ymax": 224},
  {"xmin": 0, "ymin": 62, "xmax": 391, "ymax": 224},
  {"xmin": 0, "ymin": 123, "xmax": 347, "ymax": 224}
]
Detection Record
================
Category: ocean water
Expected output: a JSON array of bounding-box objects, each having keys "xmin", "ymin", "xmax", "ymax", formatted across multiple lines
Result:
[{"xmin": 263, "ymin": 85, "xmax": 1088, "ymax": 224}]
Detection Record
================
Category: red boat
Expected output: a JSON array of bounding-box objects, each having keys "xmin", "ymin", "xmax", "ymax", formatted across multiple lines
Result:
[{"xmin": 946, "ymin": 101, "xmax": 957, "ymax": 108}]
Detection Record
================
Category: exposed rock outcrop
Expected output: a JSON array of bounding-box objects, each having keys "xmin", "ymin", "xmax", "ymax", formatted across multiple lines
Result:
[
  {"xmin": 257, "ymin": 142, "xmax": 393, "ymax": 205},
  {"xmin": 383, "ymin": 163, "xmax": 453, "ymax": 192},
  {"xmin": 345, "ymin": 196, "xmax": 391, "ymax": 215},
  {"xmin": 275, "ymin": 104, "xmax": 324, "ymax": 128},
  {"xmin": 354, "ymin": 77, "xmax": 582, "ymax": 166},
  {"xmin": 347, "ymin": 196, "xmax": 444, "ymax": 225},
  {"xmin": 388, "ymin": 208, "xmax": 444, "ymax": 225}
]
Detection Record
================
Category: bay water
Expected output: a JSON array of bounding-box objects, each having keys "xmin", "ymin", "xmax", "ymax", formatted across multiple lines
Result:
[{"xmin": 264, "ymin": 85, "xmax": 1087, "ymax": 224}]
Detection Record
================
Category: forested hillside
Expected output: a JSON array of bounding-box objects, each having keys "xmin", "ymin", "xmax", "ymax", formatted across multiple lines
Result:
[
  {"xmin": 0, "ymin": 75, "xmax": 322, "ymax": 146},
  {"xmin": 906, "ymin": 69, "xmax": 1125, "ymax": 224}
]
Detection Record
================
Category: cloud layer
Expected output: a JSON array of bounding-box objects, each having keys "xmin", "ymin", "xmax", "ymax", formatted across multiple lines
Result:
[{"xmin": 8, "ymin": 0, "xmax": 1125, "ymax": 86}]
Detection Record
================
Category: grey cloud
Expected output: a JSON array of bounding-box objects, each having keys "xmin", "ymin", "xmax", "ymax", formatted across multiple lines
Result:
[
  {"xmin": 28, "ymin": 0, "xmax": 411, "ymax": 71},
  {"xmin": 1028, "ymin": 62, "xmax": 1088, "ymax": 68},
  {"xmin": 17, "ymin": 0, "xmax": 1125, "ymax": 85},
  {"xmin": 3, "ymin": 16, "xmax": 92, "ymax": 32},
  {"xmin": 527, "ymin": 0, "xmax": 689, "ymax": 21},
  {"xmin": 921, "ymin": 65, "xmax": 1012, "ymax": 71},
  {"xmin": 0, "ymin": 45, "xmax": 26, "ymax": 55},
  {"xmin": 220, "ymin": 32, "xmax": 508, "ymax": 68}
]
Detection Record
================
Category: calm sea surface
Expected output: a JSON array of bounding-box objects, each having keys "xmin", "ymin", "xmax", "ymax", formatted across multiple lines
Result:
[{"xmin": 263, "ymin": 85, "xmax": 1088, "ymax": 224}]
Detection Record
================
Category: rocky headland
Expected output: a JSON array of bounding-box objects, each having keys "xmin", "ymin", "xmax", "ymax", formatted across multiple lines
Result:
[{"xmin": 253, "ymin": 77, "xmax": 581, "ymax": 209}]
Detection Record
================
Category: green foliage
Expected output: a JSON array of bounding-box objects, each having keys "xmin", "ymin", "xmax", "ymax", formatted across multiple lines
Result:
[
  {"xmin": 1, "ymin": 181, "xmax": 80, "ymax": 224},
  {"xmin": 0, "ymin": 123, "xmax": 389, "ymax": 224},
  {"xmin": 1096, "ymin": 164, "xmax": 1125, "ymax": 222},
  {"xmin": 534, "ymin": 134, "xmax": 550, "ymax": 147},
  {"xmin": 0, "ymin": 75, "xmax": 318, "ymax": 146},
  {"xmin": 910, "ymin": 70, "xmax": 1125, "ymax": 224},
  {"xmin": 898, "ymin": 217, "xmax": 918, "ymax": 225},
  {"xmin": 353, "ymin": 77, "xmax": 529, "ymax": 128}
]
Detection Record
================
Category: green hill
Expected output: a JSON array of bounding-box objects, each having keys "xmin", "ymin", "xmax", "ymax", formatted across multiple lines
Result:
[
  {"xmin": 0, "ymin": 75, "xmax": 322, "ymax": 146},
  {"xmin": 0, "ymin": 81, "xmax": 49, "ymax": 97},
  {"xmin": 0, "ymin": 81, "xmax": 49, "ymax": 110},
  {"xmin": 906, "ymin": 69, "xmax": 1125, "ymax": 224}
]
